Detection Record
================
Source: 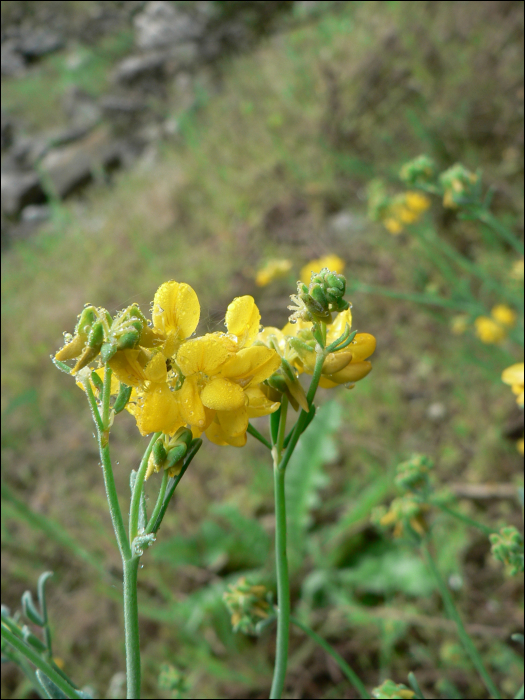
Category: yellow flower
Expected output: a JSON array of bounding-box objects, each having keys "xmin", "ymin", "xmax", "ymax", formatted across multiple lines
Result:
[
  {"xmin": 474, "ymin": 316, "xmax": 507, "ymax": 344},
  {"xmin": 176, "ymin": 297, "xmax": 281, "ymax": 446},
  {"xmin": 502, "ymin": 362, "xmax": 524, "ymax": 407},
  {"xmin": 282, "ymin": 308, "xmax": 376, "ymax": 388},
  {"xmin": 384, "ymin": 217, "xmax": 404, "ymax": 235},
  {"xmin": 491, "ymin": 304, "xmax": 517, "ymax": 328},
  {"xmin": 450, "ymin": 315, "xmax": 469, "ymax": 335},
  {"xmin": 381, "ymin": 192, "xmax": 430, "ymax": 235},
  {"xmin": 151, "ymin": 280, "xmax": 200, "ymax": 356},
  {"xmin": 300, "ymin": 254, "xmax": 345, "ymax": 284},
  {"xmin": 255, "ymin": 259, "xmax": 292, "ymax": 287},
  {"xmin": 510, "ymin": 259, "xmax": 524, "ymax": 281}
]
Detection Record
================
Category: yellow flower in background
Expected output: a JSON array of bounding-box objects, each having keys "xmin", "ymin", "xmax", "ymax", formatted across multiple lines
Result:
[
  {"xmin": 255, "ymin": 259, "xmax": 292, "ymax": 287},
  {"xmin": 502, "ymin": 362, "xmax": 524, "ymax": 407},
  {"xmin": 382, "ymin": 191, "xmax": 430, "ymax": 235},
  {"xmin": 475, "ymin": 304, "xmax": 517, "ymax": 344},
  {"xmin": 491, "ymin": 304, "xmax": 517, "ymax": 328},
  {"xmin": 517, "ymin": 437, "xmax": 524, "ymax": 455},
  {"xmin": 510, "ymin": 259, "xmax": 524, "ymax": 281},
  {"xmin": 474, "ymin": 316, "xmax": 506, "ymax": 344},
  {"xmin": 450, "ymin": 315, "xmax": 469, "ymax": 335},
  {"xmin": 300, "ymin": 254, "xmax": 345, "ymax": 284}
]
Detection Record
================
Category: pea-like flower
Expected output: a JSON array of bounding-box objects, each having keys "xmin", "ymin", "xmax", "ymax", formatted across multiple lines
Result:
[
  {"xmin": 255, "ymin": 259, "xmax": 292, "ymax": 287},
  {"xmin": 475, "ymin": 304, "xmax": 517, "ymax": 344},
  {"xmin": 502, "ymin": 362, "xmax": 524, "ymax": 407},
  {"xmin": 176, "ymin": 296, "xmax": 281, "ymax": 446}
]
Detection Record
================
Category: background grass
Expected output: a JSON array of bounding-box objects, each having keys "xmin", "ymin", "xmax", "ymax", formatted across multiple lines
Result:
[{"xmin": 2, "ymin": 2, "xmax": 523, "ymax": 698}]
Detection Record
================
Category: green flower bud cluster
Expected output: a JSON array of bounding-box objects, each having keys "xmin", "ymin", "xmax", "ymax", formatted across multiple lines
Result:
[
  {"xmin": 394, "ymin": 454, "xmax": 434, "ymax": 495},
  {"xmin": 439, "ymin": 163, "xmax": 480, "ymax": 208},
  {"xmin": 372, "ymin": 680, "xmax": 415, "ymax": 699},
  {"xmin": 158, "ymin": 664, "xmax": 190, "ymax": 698},
  {"xmin": 55, "ymin": 303, "xmax": 163, "ymax": 374},
  {"xmin": 288, "ymin": 269, "xmax": 350, "ymax": 324},
  {"xmin": 489, "ymin": 526, "xmax": 524, "ymax": 576},
  {"xmin": 223, "ymin": 577, "xmax": 272, "ymax": 636},
  {"xmin": 146, "ymin": 428, "xmax": 194, "ymax": 480},
  {"xmin": 399, "ymin": 155, "xmax": 436, "ymax": 186}
]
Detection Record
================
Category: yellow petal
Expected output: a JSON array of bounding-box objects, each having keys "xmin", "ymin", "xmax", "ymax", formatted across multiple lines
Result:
[
  {"xmin": 200, "ymin": 377, "xmax": 245, "ymax": 411},
  {"xmin": 144, "ymin": 352, "xmax": 167, "ymax": 383},
  {"xmin": 205, "ymin": 419, "xmax": 247, "ymax": 447},
  {"xmin": 177, "ymin": 334, "xmax": 235, "ymax": 376},
  {"xmin": 179, "ymin": 375, "xmax": 207, "ymax": 429},
  {"xmin": 491, "ymin": 304, "xmax": 517, "ymax": 328},
  {"xmin": 217, "ymin": 406, "xmax": 249, "ymax": 437},
  {"xmin": 257, "ymin": 326, "xmax": 287, "ymax": 353},
  {"xmin": 325, "ymin": 360, "xmax": 372, "ymax": 384},
  {"xmin": 244, "ymin": 386, "xmax": 280, "ymax": 417},
  {"xmin": 225, "ymin": 296, "xmax": 261, "ymax": 347},
  {"xmin": 108, "ymin": 350, "xmax": 147, "ymax": 387},
  {"xmin": 282, "ymin": 318, "xmax": 312, "ymax": 337},
  {"xmin": 152, "ymin": 281, "xmax": 200, "ymax": 339},
  {"xmin": 349, "ymin": 333, "xmax": 376, "ymax": 361},
  {"xmin": 322, "ymin": 351, "xmax": 353, "ymax": 374},
  {"xmin": 220, "ymin": 346, "xmax": 281, "ymax": 384},
  {"xmin": 501, "ymin": 363, "xmax": 524, "ymax": 387},
  {"xmin": 133, "ymin": 384, "xmax": 184, "ymax": 436},
  {"xmin": 327, "ymin": 309, "xmax": 353, "ymax": 342}
]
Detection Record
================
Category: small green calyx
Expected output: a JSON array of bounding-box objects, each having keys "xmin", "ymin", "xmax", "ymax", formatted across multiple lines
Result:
[
  {"xmin": 146, "ymin": 428, "xmax": 193, "ymax": 480},
  {"xmin": 372, "ymin": 679, "xmax": 415, "ymax": 699},
  {"xmin": 223, "ymin": 577, "xmax": 272, "ymax": 636},
  {"xmin": 490, "ymin": 526, "xmax": 524, "ymax": 576},
  {"xmin": 399, "ymin": 154, "xmax": 436, "ymax": 186}
]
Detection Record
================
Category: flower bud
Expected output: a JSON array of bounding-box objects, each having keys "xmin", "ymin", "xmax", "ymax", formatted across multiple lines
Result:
[
  {"xmin": 117, "ymin": 330, "xmax": 141, "ymax": 350},
  {"xmin": 87, "ymin": 321, "xmax": 104, "ymax": 349},
  {"xmin": 152, "ymin": 439, "xmax": 168, "ymax": 468},
  {"xmin": 113, "ymin": 383, "xmax": 133, "ymax": 414},
  {"xmin": 164, "ymin": 444, "xmax": 187, "ymax": 477},
  {"xmin": 100, "ymin": 340, "xmax": 118, "ymax": 364},
  {"xmin": 322, "ymin": 351, "xmax": 353, "ymax": 374}
]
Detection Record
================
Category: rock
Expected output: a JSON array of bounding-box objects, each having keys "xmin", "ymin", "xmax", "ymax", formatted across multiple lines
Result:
[
  {"xmin": 1, "ymin": 40, "xmax": 25, "ymax": 76},
  {"xmin": 39, "ymin": 127, "xmax": 123, "ymax": 199},
  {"xmin": 112, "ymin": 52, "xmax": 167, "ymax": 85},
  {"xmin": 100, "ymin": 95, "xmax": 147, "ymax": 115},
  {"xmin": 134, "ymin": 1, "xmax": 206, "ymax": 50},
  {"xmin": 1, "ymin": 171, "xmax": 45, "ymax": 217},
  {"xmin": 62, "ymin": 86, "xmax": 102, "ymax": 129},
  {"xmin": 18, "ymin": 29, "xmax": 64, "ymax": 60},
  {"xmin": 21, "ymin": 204, "xmax": 51, "ymax": 223}
]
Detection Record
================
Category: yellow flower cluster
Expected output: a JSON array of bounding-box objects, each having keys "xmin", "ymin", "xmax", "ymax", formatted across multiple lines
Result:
[
  {"xmin": 255, "ymin": 259, "xmax": 292, "ymax": 287},
  {"xmin": 474, "ymin": 304, "xmax": 517, "ymax": 344},
  {"xmin": 258, "ymin": 307, "xmax": 376, "ymax": 395},
  {"xmin": 502, "ymin": 363, "xmax": 524, "ymax": 407},
  {"xmin": 57, "ymin": 282, "xmax": 281, "ymax": 447},
  {"xmin": 382, "ymin": 191, "xmax": 430, "ymax": 235}
]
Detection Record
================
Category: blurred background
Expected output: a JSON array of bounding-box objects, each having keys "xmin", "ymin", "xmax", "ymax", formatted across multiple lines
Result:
[{"xmin": 1, "ymin": 1, "xmax": 523, "ymax": 698}]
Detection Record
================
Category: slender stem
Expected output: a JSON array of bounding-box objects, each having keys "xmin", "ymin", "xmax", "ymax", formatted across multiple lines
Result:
[
  {"xmin": 147, "ymin": 469, "xmax": 169, "ymax": 536},
  {"xmin": 247, "ymin": 422, "xmax": 272, "ymax": 450},
  {"xmin": 129, "ymin": 433, "xmax": 161, "ymax": 544},
  {"xmin": 99, "ymin": 440, "xmax": 131, "ymax": 561},
  {"xmin": 290, "ymin": 615, "xmax": 370, "ymax": 698},
  {"xmin": 83, "ymin": 379, "xmax": 104, "ymax": 433},
  {"xmin": 1, "ymin": 627, "xmax": 82, "ymax": 699},
  {"xmin": 272, "ymin": 396, "xmax": 289, "ymax": 465},
  {"xmin": 123, "ymin": 556, "xmax": 141, "ymax": 699},
  {"xmin": 349, "ymin": 282, "xmax": 483, "ymax": 314},
  {"xmin": 421, "ymin": 542, "xmax": 500, "ymax": 699},
  {"xmin": 270, "ymin": 460, "xmax": 290, "ymax": 699},
  {"xmin": 472, "ymin": 208, "xmax": 524, "ymax": 256},
  {"xmin": 514, "ymin": 683, "xmax": 524, "ymax": 699},
  {"xmin": 436, "ymin": 504, "xmax": 495, "ymax": 536},
  {"xmin": 102, "ymin": 366, "xmax": 113, "ymax": 428}
]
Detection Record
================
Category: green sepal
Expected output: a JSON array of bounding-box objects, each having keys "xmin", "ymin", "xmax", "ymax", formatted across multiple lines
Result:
[
  {"xmin": 21, "ymin": 591, "xmax": 44, "ymax": 627},
  {"xmin": 152, "ymin": 439, "xmax": 168, "ymax": 468},
  {"xmin": 37, "ymin": 572, "xmax": 53, "ymax": 623},
  {"xmin": 325, "ymin": 272, "xmax": 345, "ymax": 291},
  {"xmin": 117, "ymin": 330, "xmax": 140, "ymax": 350},
  {"xmin": 90, "ymin": 371, "xmax": 104, "ymax": 394},
  {"xmin": 36, "ymin": 670, "xmax": 69, "ymax": 699},
  {"xmin": 87, "ymin": 322, "xmax": 104, "ymax": 349},
  {"xmin": 100, "ymin": 340, "xmax": 117, "ymax": 364},
  {"xmin": 51, "ymin": 358, "xmax": 72, "ymax": 375},
  {"xmin": 75, "ymin": 306, "xmax": 97, "ymax": 336},
  {"xmin": 287, "ymin": 337, "xmax": 315, "ymax": 357},
  {"xmin": 113, "ymin": 384, "xmax": 133, "ymax": 414},
  {"xmin": 173, "ymin": 427, "xmax": 193, "ymax": 448},
  {"xmin": 309, "ymin": 283, "xmax": 329, "ymax": 309},
  {"xmin": 311, "ymin": 324, "xmax": 325, "ymax": 348},
  {"xmin": 280, "ymin": 357, "xmax": 297, "ymax": 383},
  {"xmin": 165, "ymin": 444, "xmax": 187, "ymax": 471},
  {"xmin": 268, "ymin": 373, "xmax": 288, "ymax": 394},
  {"xmin": 327, "ymin": 327, "xmax": 358, "ymax": 353}
]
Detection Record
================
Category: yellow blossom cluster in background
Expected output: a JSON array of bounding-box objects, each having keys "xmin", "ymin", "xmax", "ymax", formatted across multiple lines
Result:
[
  {"xmin": 502, "ymin": 362, "xmax": 524, "ymax": 454},
  {"xmin": 474, "ymin": 304, "xmax": 517, "ymax": 344},
  {"xmin": 255, "ymin": 259, "xmax": 292, "ymax": 287},
  {"xmin": 300, "ymin": 254, "xmax": 345, "ymax": 284},
  {"xmin": 382, "ymin": 191, "xmax": 431, "ymax": 235},
  {"xmin": 510, "ymin": 259, "xmax": 524, "ymax": 281}
]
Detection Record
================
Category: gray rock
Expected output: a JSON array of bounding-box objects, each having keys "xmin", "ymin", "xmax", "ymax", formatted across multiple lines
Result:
[
  {"xmin": 1, "ymin": 40, "xmax": 25, "ymax": 76},
  {"xmin": 21, "ymin": 204, "xmax": 51, "ymax": 223},
  {"xmin": 1, "ymin": 171, "xmax": 45, "ymax": 216},
  {"xmin": 18, "ymin": 29, "xmax": 65, "ymax": 59},
  {"xmin": 112, "ymin": 52, "xmax": 167, "ymax": 85},
  {"xmin": 38, "ymin": 127, "xmax": 123, "ymax": 199},
  {"xmin": 134, "ymin": 1, "xmax": 206, "ymax": 50}
]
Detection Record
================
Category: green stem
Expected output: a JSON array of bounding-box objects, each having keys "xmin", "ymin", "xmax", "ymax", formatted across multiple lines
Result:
[
  {"xmin": 247, "ymin": 422, "xmax": 272, "ymax": 450},
  {"xmin": 123, "ymin": 556, "xmax": 141, "ymax": 699},
  {"xmin": 421, "ymin": 542, "xmax": 500, "ymax": 699},
  {"xmin": 290, "ymin": 616, "xmax": 370, "ymax": 698},
  {"xmin": 270, "ymin": 458, "xmax": 290, "ymax": 699},
  {"xmin": 1, "ymin": 627, "xmax": 82, "ymax": 699},
  {"xmin": 472, "ymin": 208, "xmax": 524, "ymax": 256},
  {"xmin": 129, "ymin": 433, "xmax": 161, "ymax": 544},
  {"xmin": 99, "ymin": 440, "xmax": 131, "ymax": 561},
  {"xmin": 436, "ymin": 504, "xmax": 495, "ymax": 536},
  {"xmin": 349, "ymin": 282, "xmax": 483, "ymax": 314}
]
